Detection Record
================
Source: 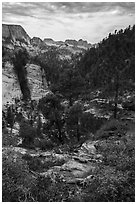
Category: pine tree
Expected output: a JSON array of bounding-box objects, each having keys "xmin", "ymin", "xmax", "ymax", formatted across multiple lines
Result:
[
  {"xmin": 38, "ymin": 93, "xmax": 65, "ymax": 143},
  {"xmin": 11, "ymin": 47, "xmax": 31, "ymax": 101}
]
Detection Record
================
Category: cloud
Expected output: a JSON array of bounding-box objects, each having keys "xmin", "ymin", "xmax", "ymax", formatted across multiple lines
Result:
[
  {"xmin": 2, "ymin": 2, "xmax": 135, "ymax": 18},
  {"xmin": 2, "ymin": 2, "xmax": 135, "ymax": 43}
]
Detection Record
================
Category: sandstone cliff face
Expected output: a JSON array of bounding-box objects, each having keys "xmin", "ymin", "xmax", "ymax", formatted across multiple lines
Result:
[
  {"xmin": 65, "ymin": 39, "xmax": 78, "ymax": 46},
  {"xmin": 2, "ymin": 24, "xmax": 92, "ymax": 104},
  {"xmin": 2, "ymin": 62, "xmax": 49, "ymax": 105},
  {"xmin": 65, "ymin": 39, "xmax": 91, "ymax": 49},
  {"xmin": 2, "ymin": 24, "xmax": 31, "ymax": 45},
  {"xmin": 31, "ymin": 37, "xmax": 43, "ymax": 46},
  {"xmin": 78, "ymin": 39, "xmax": 91, "ymax": 49},
  {"xmin": 2, "ymin": 24, "xmax": 92, "ymax": 51}
]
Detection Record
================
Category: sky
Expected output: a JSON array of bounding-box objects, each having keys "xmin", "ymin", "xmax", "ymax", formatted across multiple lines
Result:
[{"xmin": 2, "ymin": 2, "xmax": 135, "ymax": 44}]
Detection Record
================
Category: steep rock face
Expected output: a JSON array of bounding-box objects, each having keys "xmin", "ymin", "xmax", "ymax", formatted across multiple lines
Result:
[
  {"xmin": 2, "ymin": 24, "xmax": 92, "ymax": 51},
  {"xmin": 2, "ymin": 24, "xmax": 31, "ymax": 45},
  {"xmin": 43, "ymin": 38, "xmax": 54, "ymax": 43},
  {"xmin": 78, "ymin": 39, "xmax": 91, "ymax": 48},
  {"xmin": 43, "ymin": 38, "xmax": 59, "ymax": 47},
  {"xmin": 65, "ymin": 39, "xmax": 91, "ymax": 49},
  {"xmin": 2, "ymin": 24, "xmax": 92, "ymax": 105},
  {"xmin": 30, "ymin": 37, "xmax": 43, "ymax": 46},
  {"xmin": 65, "ymin": 39, "xmax": 78, "ymax": 46},
  {"xmin": 2, "ymin": 62, "xmax": 49, "ymax": 105}
]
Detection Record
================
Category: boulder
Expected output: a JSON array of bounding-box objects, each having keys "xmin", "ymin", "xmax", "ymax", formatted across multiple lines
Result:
[{"xmin": 80, "ymin": 140, "xmax": 97, "ymax": 155}]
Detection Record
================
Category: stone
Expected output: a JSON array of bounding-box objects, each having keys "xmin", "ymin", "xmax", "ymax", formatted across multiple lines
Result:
[{"xmin": 80, "ymin": 140, "xmax": 97, "ymax": 155}]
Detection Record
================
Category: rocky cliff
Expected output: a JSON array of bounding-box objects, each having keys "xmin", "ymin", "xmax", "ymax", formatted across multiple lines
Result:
[
  {"xmin": 2, "ymin": 24, "xmax": 92, "ymax": 52},
  {"xmin": 2, "ymin": 24, "xmax": 31, "ymax": 46},
  {"xmin": 2, "ymin": 24, "xmax": 92, "ymax": 104}
]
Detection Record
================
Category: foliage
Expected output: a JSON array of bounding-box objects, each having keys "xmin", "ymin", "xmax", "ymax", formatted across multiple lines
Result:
[
  {"xmin": 2, "ymin": 128, "xmax": 19, "ymax": 147},
  {"xmin": 82, "ymin": 165, "xmax": 134, "ymax": 202},
  {"xmin": 19, "ymin": 120, "xmax": 37, "ymax": 147},
  {"xmin": 66, "ymin": 102, "xmax": 83, "ymax": 141},
  {"xmin": 95, "ymin": 119, "xmax": 129, "ymax": 139},
  {"xmin": 2, "ymin": 149, "xmax": 36, "ymax": 202},
  {"xmin": 33, "ymin": 49, "xmax": 61, "ymax": 86},
  {"xmin": 38, "ymin": 93, "xmax": 65, "ymax": 143},
  {"xmin": 31, "ymin": 175, "xmax": 82, "ymax": 202},
  {"xmin": 78, "ymin": 25, "xmax": 135, "ymax": 90},
  {"xmin": 2, "ymin": 119, "xmax": 135, "ymax": 202},
  {"xmin": 11, "ymin": 47, "xmax": 31, "ymax": 101},
  {"xmin": 52, "ymin": 63, "xmax": 86, "ymax": 106},
  {"xmin": 2, "ymin": 25, "xmax": 135, "ymax": 202},
  {"xmin": 80, "ymin": 120, "xmax": 135, "ymax": 202},
  {"xmin": 34, "ymin": 138, "xmax": 55, "ymax": 150},
  {"xmin": 81, "ymin": 112, "xmax": 106, "ymax": 135},
  {"xmin": 23, "ymin": 156, "xmax": 66, "ymax": 172},
  {"xmin": 6, "ymin": 105, "xmax": 15, "ymax": 130}
]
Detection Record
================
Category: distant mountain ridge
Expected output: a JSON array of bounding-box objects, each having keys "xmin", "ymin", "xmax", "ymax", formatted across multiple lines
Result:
[
  {"xmin": 2, "ymin": 24, "xmax": 92, "ymax": 104},
  {"xmin": 2, "ymin": 24, "xmax": 92, "ymax": 51}
]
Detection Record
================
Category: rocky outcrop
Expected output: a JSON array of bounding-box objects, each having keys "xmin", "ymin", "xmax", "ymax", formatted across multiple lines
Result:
[
  {"xmin": 2, "ymin": 24, "xmax": 31, "ymax": 45},
  {"xmin": 43, "ymin": 38, "xmax": 92, "ymax": 49},
  {"xmin": 65, "ymin": 39, "xmax": 91, "ymax": 49},
  {"xmin": 2, "ymin": 62, "xmax": 49, "ymax": 105},
  {"xmin": 78, "ymin": 39, "xmax": 91, "ymax": 48},
  {"xmin": 44, "ymin": 38, "xmax": 54, "ymax": 43},
  {"xmin": 30, "ymin": 37, "xmax": 43, "ymax": 46},
  {"xmin": 65, "ymin": 39, "xmax": 78, "ymax": 46},
  {"xmin": 2, "ymin": 138, "xmax": 103, "ymax": 184},
  {"xmin": 2, "ymin": 24, "xmax": 92, "ymax": 104},
  {"xmin": 2, "ymin": 24, "xmax": 92, "ymax": 53}
]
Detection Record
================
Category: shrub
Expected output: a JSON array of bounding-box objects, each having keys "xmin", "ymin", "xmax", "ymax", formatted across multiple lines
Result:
[
  {"xmin": 81, "ymin": 119, "xmax": 135, "ymax": 202},
  {"xmin": 2, "ymin": 149, "xmax": 36, "ymax": 202},
  {"xmin": 19, "ymin": 121, "xmax": 36, "ymax": 147},
  {"xmin": 31, "ymin": 175, "xmax": 82, "ymax": 202},
  {"xmin": 81, "ymin": 112, "xmax": 106, "ymax": 134},
  {"xmin": 82, "ymin": 165, "xmax": 134, "ymax": 202},
  {"xmin": 2, "ymin": 129, "xmax": 20, "ymax": 147},
  {"xmin": 38, "ymin": 138, "xmax": 55, "ymax": 150},
  {"xmin": 95, "ymin": 119, "xmax": 128, "ymax": 139}
]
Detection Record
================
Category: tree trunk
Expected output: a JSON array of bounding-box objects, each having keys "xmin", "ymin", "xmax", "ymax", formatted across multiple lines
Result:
[
  {"xmin": 76, "ymin": 118, "xmax": 81, "ymax": 142},
  {"xmin": 69, "ymin": 95, "xmax": 73, "ymax": 107},
  {"xmin": 114, "ymin": 74, "xmax": 119, "ymax": 119},
  {"xmin": 54, "ymin": 113, "xmax": 63, "ymax": 144},
  {"xmin": 76, "ymin": 126, "xmax": 80, "ymax": 142}
]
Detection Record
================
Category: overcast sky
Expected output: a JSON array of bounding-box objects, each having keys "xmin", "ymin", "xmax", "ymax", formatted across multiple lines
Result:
[{"xmin": 2, "ymin": 2, "xmax": 135, "ymax": 43}]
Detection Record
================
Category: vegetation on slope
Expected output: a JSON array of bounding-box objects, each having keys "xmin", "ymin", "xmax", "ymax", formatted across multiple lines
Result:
[{"xmin": 2, "ymin": 25, "xmax": 135, "ymax": 202}]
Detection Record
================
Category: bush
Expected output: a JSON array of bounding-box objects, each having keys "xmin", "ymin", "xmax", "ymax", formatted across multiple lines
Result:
[
  {"xmin": 82, "ymin": 165, "xmax": 134, "ymax": 202},
  {"xmin": 26, "ymin": 157, "xmax": 66, "ymax": 172},
  {"xmin": 2, "ymin": 149, "xmax": 36, "ymax": 202},
  {"xmin": 81, "ymin": 112, "xmax": 106, "ymax": 134},
  {"xmin": 38, "ymin": 138, "xmax": 55, "ymax": 150},
  {"xmin": 96, "ymin": 119, "xmax": 128, "ymax": 139},
  {"xmin": 80, "ymin": 119, "xmax": 135, "ymax": 202},
  {"xmin": 19, "ymin": 121, "xmax": 36, "ymax": 147},
  {"xmin": 31, "ymin": 175, "xmax": 82, "ymax": 202},
  {"xmin": 2, "ymin": 129, "xmax": 20, "ymax": 147}
]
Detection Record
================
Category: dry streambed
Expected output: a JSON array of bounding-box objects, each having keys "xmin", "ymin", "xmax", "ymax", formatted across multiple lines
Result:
[{"xmin": 3, "ymin": 139, "xmax": 103, "ymax": 184}]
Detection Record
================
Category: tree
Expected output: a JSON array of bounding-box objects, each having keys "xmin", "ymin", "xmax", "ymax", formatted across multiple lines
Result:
[
  {"xmin": 6, "ymin": 105, "xmax": 15, "ymax": 136},
  {"xmin": 52, "ymin": 58, "xmax": 85, "ymax": 106},
  {"xmin": 11, "ymin": 47, "xmax": 31, "ymax": 101},
  {"xmin": 66, "ymin": 102, "xmax": 83, "ymax": 142},
  {"xmin": 77, "ymin": 25, "xmax": 135, "ymax": 118},
  {"xmin": 38, "ymin": 93, "xmax": 65, "ymax": 143},
  {"xmin": 19, "ymin": 120, "xmax": 36, "ymax": 147},
  {"xmin": 33, "ymin": 49, "xmax": 61, "ymax": 87},
  {"xmin": 36, "ymin": 113, "xmax": 43, "ymax": 137}
]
